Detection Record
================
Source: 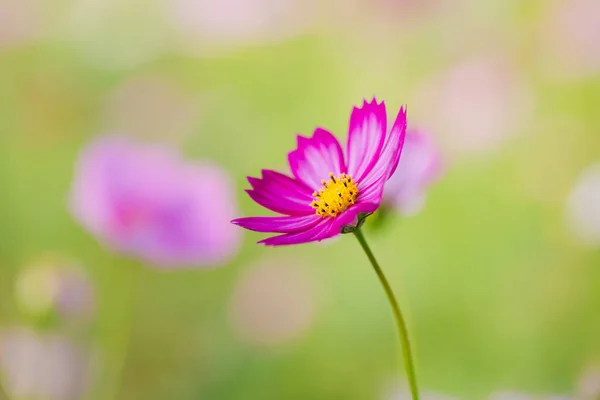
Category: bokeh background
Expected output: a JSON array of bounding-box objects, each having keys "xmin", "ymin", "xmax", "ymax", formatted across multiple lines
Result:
[{"xmin": 1, "ymin": 0, "xmax": 600, "ymax": 399}]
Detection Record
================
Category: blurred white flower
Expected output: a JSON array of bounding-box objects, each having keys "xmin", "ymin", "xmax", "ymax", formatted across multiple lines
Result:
[
  {"xmin": 0, "ymin": 327, "xmax": 89, "ymax": 400},
  {"xmin": 566, "ymin": 163, "xmax": 600, "ymax": 246},
  {"xmin": 415, "ymin": 54, "xmax": 534, "ymax": 155},
  {"xmin": 229, "ymin": 256, "xmax": 318, "ymax": 347}
]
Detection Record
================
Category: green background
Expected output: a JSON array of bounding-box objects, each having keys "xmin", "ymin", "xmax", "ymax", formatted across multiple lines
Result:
[{"xmin": 1, "ymin": 0, "xmax": 600, "ymax": 399}]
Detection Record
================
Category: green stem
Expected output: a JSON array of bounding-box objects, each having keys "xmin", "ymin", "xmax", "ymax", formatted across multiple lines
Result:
[{"xmin": 353, "ymin": 228, "xmax": 419, "ymax": 400}]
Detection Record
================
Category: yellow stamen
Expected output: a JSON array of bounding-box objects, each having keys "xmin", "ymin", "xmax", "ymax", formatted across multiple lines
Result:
[{"xmin": 310, "ymin": 172, "xmax": 358, "ymax": 217}]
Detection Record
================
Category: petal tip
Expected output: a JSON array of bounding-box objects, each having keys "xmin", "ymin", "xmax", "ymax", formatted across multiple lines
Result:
[
  {"xmin": 296, "ymin": 134, "xmax": 310, "ymax": 146},
  {"xmin": 257, "ymin": 237, "xmax": 275, "ymax": 246},
  {"xmin": 247, "ymin": 175, "xmax": 260, "ymax": 187}
]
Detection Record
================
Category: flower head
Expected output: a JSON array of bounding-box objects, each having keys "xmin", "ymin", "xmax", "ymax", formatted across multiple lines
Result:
[
  {"xmin": 70, "ymin": 136, "xmax": 242, "ymax": 267},
  {"xmin": 382, "ymin": 129, "xmax": 443, "ymax": 216},
  {"xmin": 232, "ymin": 98, "xmax": 407, "ymax": 245}
]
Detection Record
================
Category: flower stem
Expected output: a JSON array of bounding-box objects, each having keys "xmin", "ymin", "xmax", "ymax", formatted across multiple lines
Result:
[{"xmin": 353, "ymin": 228, "xmax": 419, "ymax": 400}]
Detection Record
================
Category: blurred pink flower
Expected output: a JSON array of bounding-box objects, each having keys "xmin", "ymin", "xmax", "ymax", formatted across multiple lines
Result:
[
  {"xmin": 383, "ymin": 129, "xmax": 443, "ymax": 216},
  {"xmin": 541, "ymin": 0, "xmax": 600, "ymax": 78},
  {"xmin": 69, "ymin": 136, "xmax": 242, "ymax": 268},
  {"xmin": 15, "ymin": 254, "xmax": 95, "ymax": 320},
  {"xmin": 578, "ymin": 365, "xmax": 600, "ymax": 398},
  {"xmin": 415, "ymin": 54, "xmax": 534, "ymax": 155},
  {"xmin": 0, "ymin": 0, "xmax": 38, "ymax": 50},
  {"xmin": 54, "ymin": 265, "xmax": 95, "ymax": 319},
  {"xmin": 168, "ymin": 0, "xmax": 314, "ymax": 54},
  {"xmin": 228, "ymin": 256, "xmax": 317, "ymax": 346},
  {"xmin": 0, "ymin": 327, "xmax": 89, "ymax": 400}
]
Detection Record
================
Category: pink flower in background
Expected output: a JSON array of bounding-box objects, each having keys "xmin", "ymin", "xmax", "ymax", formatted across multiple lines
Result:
[
  {"xmin": 70, "ymin": 137, "xmax": 242, "ymax": 267},
  {"xmin": 578, "ymin": 365, "xmax": 600, "ymax": 399},
  {"xmin": 383, "ymin": 129, "xmax": 443, "ymax": 216},
  {"xmin": 232, "ymin": 98, "xmax": 407, "ymax": 245},
  {"xmin": 0, "ymin": 0, "xmax": 38, "ymax": 50},
  {"xmin": 169, "ymin": 0, "xmax": 314, "ymax": 55},
  {"xmin": 415, "ymin": 54, "xmax": 534, "ymax": 155},
  {"xmin": 15, "ymin": 254, "xmax": 95, "ymax": 320},
  {"xmin": 541, "ymin": 0, "xmax": 600, "ymax": 78},
  {"xmin": 229, "ymin": 256, "xmax": 317, "ymax": 347},
  {"xmin": 0, "ymin": 328, "xmax": 90, "ymax": 400}
]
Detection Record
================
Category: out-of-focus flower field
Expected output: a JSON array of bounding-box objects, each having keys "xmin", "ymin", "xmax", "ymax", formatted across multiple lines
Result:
[{"xmin": 1, "ymin": 0, "xmax": 600, "ymax": 399}]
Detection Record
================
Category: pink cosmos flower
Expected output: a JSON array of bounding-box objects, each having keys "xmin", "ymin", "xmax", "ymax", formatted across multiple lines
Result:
[
  {"xmin": 232, "ymin": 98, "xmax": 407, "ymax": 245},
  {"xmin": 70, "ymin": 136, "xmax": 242, "ymax": 267},
  {"xmin": 383, "ymin": 129, "xmax": 443, "ymax": 216}
]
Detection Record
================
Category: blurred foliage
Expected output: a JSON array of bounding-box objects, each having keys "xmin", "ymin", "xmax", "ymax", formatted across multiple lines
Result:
[{"xmin": 1, "ymin": 0, "xmax": 600, "ymax": 399}]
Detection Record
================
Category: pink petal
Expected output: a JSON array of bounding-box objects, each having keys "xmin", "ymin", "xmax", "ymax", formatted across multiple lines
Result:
[
  {"xmin": 330, "ymin": 201, "xmax": 379, "ymax": 232},
  {"xmin": 258, "ymin": 218, "xmax": 333, "ymax": 246},
  {"xmin": 287, "ymin": 128, "xmax": 346, "ymax": 190},
  {"xmin": 346, "ymin": 98, "xmax": 387, "ymax": 182},
  {"xmin": 358, "ymin": 106, "xmax": 407, "ymax": 191},
  {"xmin": 258, "ymin": 202, "xmax": 379, "ymax": 246},
  {"xmin": 383, "ymin": 128, "xmax": 443, "ymax": 210},
  {"xmin": 70, "ymin": 136, "xmax": 242, "ymax": 268},
  {"xmin": 356, "ymin": 173, "xmax": 389, "ymax": 205},
  {"xmin": 231, "ymin": 214, "xmax": 320, "ymax": 233},
  {"xmin": 246, "ymin": 170, "xmax": 313, "ymax": 215}
]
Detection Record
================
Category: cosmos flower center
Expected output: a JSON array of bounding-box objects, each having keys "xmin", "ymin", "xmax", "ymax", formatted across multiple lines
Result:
[{"xmin": 310, "ymin": 173, "xmax": 358, "ymax": 217}]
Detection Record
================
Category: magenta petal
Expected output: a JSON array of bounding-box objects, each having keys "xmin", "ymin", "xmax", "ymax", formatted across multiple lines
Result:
[
  {"xmin": 258, "ymin": 218, "xmax": 333, "ymax": 246},
  {"xmin": 288, "ymin": 128, "xmax": 346, "ymax": 190},
  {"xmin": 246, "ymin": 170, "xmax": 313, "ymax": 215},
  {"xmin": 258, "ymin": 202, "xmax": 379, "ymax": 246},
  {"xmin": 246, "ymin": 190, "xmax": 312, "ymax": 216},
  {"xmin": 356, "ymin": 173, "xmax": 388, "ymax": 205},
  {"xmin": 358, "ymin": 106, "xmax": 407, "ymax": 190},
  {"xmin": 231, "ymin": 214, "xmax": 320, "ymax": 233},
  {"xmin": 330, "ymin": 202, "xmax": 379, "ymax": 233},
  {"xmin": 346, "ymin": 98, "xmax": 387, "ymax": 182}
]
